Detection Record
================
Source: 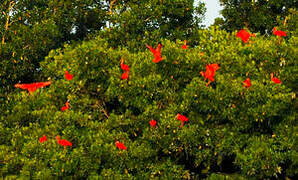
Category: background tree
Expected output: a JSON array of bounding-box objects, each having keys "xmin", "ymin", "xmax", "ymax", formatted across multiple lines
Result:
[
  {"xmin": 0, "ymin": 0, "xmax": 205, "ymax": 93},
  {"xmin": 100, "ymin": 0, "xmax": 206, "ymax": 50},
  {"xmin": 218, "ymin": 0, "xmax": 298, "ymax": 33},
  {"xmin": 0, "ymin": 0, "xmax": 107, "ymax": 94}
]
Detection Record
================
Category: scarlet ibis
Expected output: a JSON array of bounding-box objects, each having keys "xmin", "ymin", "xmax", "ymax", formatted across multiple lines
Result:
[
  {"xmin": 121, "ymin": 71, "xmax": 129, "ymax": 80},
  {"xmin": 209, "ymin": 64, "xmax": 220, "ymax": 71},
  {"xmin": 56, "ymin": 136, "xmax": 72, "ymax": 149},
  {"xmin": 146, "ymin": 43, "xmax": 163, "ymax": 63},
  {"xmin": 200, "ymin": 64, "xmax": 220, "ymax": 86},
  {"xmin": 200, "ymin": 67, "xmax": 214, "ymax": 82},
  {"xmin": 243, "ymin": 78, "xmax": 251, "ymax": 88},
  {"xmin": 273, "ymin": 27, "xmax": 287, "ymax": 37},
  {"xmin": 271, "ymin": 73, "xmax": 281, "ymax": 84},
  {"xmin": 14, "ymin": 81, "xmax": 51, "ymax": 95},
  {"xmin": 149, "ymin": 119, "xmax": 157, "ymax": 128},
  {"xmin": 64, "ymin": 71, "xmax": 73, "ymax": 80},
  {"xmin": 120, "ymin": 58, "xmax": 129, "ymax": 80},
  {"xmin": 120, "ymin": 58, "xmax": 130, "ymax": 72},
  {"xmin": 176, "ymin": 113, "xmax": 189, "ymax": 127},
  {"xmin": 181, "ymin": 40, "xmax": 187, "ymax": 49},
  {"xmin": 236, "ymin": 29, "xmax": 252, "ymax": 43},
  {"xmin": 115, "ymin": 141, "xmax": 127, "ymax": 150},
  {"xmin": 39, "ymin": 135, "xmax": 47, "ymax": 143},
  {"xmin": 61, "ymin": 101, "xmax": 70, "ymax": 111}
]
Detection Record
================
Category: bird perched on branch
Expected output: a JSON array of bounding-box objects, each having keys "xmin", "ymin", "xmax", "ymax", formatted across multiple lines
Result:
[
  {"xmin": 56, "ymin": 136, "xmax": 72, "ymax": 149},
  {"xmin": 146, "ymin": 43, "xmax": 163, "ymax": 63}
]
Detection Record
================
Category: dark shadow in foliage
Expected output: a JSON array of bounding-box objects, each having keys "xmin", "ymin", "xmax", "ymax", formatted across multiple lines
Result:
[{"xmin": 105, "ymin": 98, "xmax": 126, "ymax": 116}]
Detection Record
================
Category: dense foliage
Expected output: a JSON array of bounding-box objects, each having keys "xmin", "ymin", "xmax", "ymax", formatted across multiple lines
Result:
[
  {"xmin": 0, "ymin": 0, "xmax": 297, "ymax": 179},
  {"xmin": 0, "ymin": 0, "xmax": 205, "ymax": 92},
  {"xmin": 1, "ymin": 26, "xmax": 297, "ymax": 178},
  {"xmin": 99, "ymin": 0, "xmax": 206, "ymax": 49},
  {"xmin": 218, "ymin": 0, "xmax": 298, "ymax": 33},
  {"xmin": 0, "ymin": 0, "xmax": 107, "ymax": 93}
]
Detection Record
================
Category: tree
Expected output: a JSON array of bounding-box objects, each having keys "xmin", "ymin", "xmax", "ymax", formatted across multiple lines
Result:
[
  {"xmin": 1, "ymin": 27, "xmax": 297, "ymax": 179},
  {"xmin": 218, "ymin": 0, "xmax": 298, "ymax": 33},
  {"xmin": 0, "ymin": 0, "xmax": 205, "ymax": 92},
  {"xmin": 99, "ymin": 0, "xmax": 206, "ymax": 50},
  {"xmin": 0, "ymin": 0, "xmax": 107, "ymax": 93},
  {"xmin": 1, "ymin": 1, "xmax": 296, "ymax": 179}
]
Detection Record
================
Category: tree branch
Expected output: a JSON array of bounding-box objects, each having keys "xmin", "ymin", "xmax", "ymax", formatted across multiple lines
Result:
[{"xmin": 2, "ymin": 1, "xmax": 15, "ymax": 44}]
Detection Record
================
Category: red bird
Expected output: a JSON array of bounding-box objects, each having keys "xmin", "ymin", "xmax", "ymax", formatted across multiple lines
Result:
[
  {"xmin": 120, "ymin": 58, "xmax": 129, "ymax": 80},
  {"xmin": 146, "ymin": 43, "xmax": 163, "ymax": 63},
  {"xmin": 236, "ymin": 29, "xmax": 252, "ymax": 43},
  {"xmin": 271, "ymin": 73, "xmax": 281, "ymax": 84},
  {"xmin": 56, "ymin": 136, "xmax": 72, "ymax": 149},
  {"xmin": 181, "ymin": 40, "xmax": 187, "ymax": 49},
  {"xmin": 243, "ymin": 77, "xmax": 251, "ymax": 88},
  {"xmin": 115, "ymin": 141, "xmax": 127, "ymax": 150},
  {"xmin": 61, "ymin": 101, "xmax": 70, "ymax": 111},
  {"xmin": 121, "ymin": 58, "xmax": 130, "ymax": 72},
  {"xmin": 64, "ymin": 71, "xmax": 73, "ymax": 80},
  {"xmin": 149, "ymin": 119, "xmax": 157, "ymax": 128},
  {"xmin": 200, "ymin": 63, "xmax": 220, "ymax": 86},
  {"xmin": 121, "ymin": 71, "xmax": 129, "ymax": 80},
  {"xmin": 39, "ymin": 135, "xmax": 47, "ymax": 143},
  {"xmin": 176, "ymin": 113, "xmax": 189, "ymax": 127},
  {"xmin": 14, "ymin": 81, "xmax": 51, "ymax": 95},
  {"xmin": 273, "ymin": 27, "xmax": 287, "ymax": 37},
  {"xmin": 209, "ymin": 63, "xmax": 220, "ymax": 71}
]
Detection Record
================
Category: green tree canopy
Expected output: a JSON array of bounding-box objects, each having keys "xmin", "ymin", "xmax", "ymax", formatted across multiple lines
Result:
[
  {"xmin": 0, "ymin": 0, "xmax": 206, "ymax": 93},
  {"xmin": 1, "ymin": 1, "xmax": 297, "ymax": 179},
  {"xmin": 218, "ymin": 0, "xmax": 297, "ymax": 33},
  {"xmin": 1, "ymin": 27, "xmax": 297, "ymax": 179},
  {"xmin": 100, "ymin": 0, "xmax": 206, "ymax": 49}
]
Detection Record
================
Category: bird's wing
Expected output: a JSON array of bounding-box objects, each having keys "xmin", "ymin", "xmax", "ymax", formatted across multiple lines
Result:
[
  {"xmin": 35, "ymin": 81, "xmax": 51, "ymax": 88},
  {"xmin": 146, "ymin": 44, "xmax": 156, "ymax": 54},
  {"xmin": 156, "ymin": 43, "xmax": 162, "ymax": 54}
]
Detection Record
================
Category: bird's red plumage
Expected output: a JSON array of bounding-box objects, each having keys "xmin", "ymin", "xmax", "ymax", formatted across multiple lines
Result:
[
  {"xmin": 181, "ymin": 40, "xmax": 187, "ymax": 49},
  {"xmin": 177, "ymin": 114, "xmax": 189, "ymax": 122},
  {"xmin": 150, "ymin": 119, "xmax": 157, "ymax": 127},
  {"xmin": 243, "ymin": 78, "xmax": 251, "ymax": 88},
  {"xmin": 201, "ymin": 64, "xmax": 220, "ymax": 83},
  {"xmin": 271, "ymin": 73, "xmax": 281, "ymax": 84},
  {"xmin": 273, "ymin": 27, "xmax": 287, "ymax": 37},
  {"xmin": 56, "ymin": 136, "xmax": 72, "ymax": 148},
  {"xmin": 236, "ymin": 29, "xmax": 251, "ymax": 43},
  {"xmin": 121, "ymin": 71, "xmax": 129, "ymax": 80},
  {"xmin": 177, "ymin": 114, "xmax": 189, "ymax": 127},
  {"xmin": 115, "ymin": 141, "xmax": 127, "ymax": 150},
  {"xmin": 65, "ymin": 71, "xmax": 73, "ymax": 80},
  {"xmin": 146, "ymin": 43, "xmax": 163, "ymax": 63},
  {"xmin": 61, "ymin": 102, "xmax": 70, "ymax": 111},
  {"xmin": 15, "ymin": 81, "xmax": 51, "ymax": 95},
  {"xmin": 39, "ymin": 135, "xmax": 47, "ymax": 143}
]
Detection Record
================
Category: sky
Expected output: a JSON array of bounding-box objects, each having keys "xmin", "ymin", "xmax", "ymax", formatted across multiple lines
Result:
[{"xmin": 196, "ymin": 0, "xmax": 223, "ymax": 27}]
